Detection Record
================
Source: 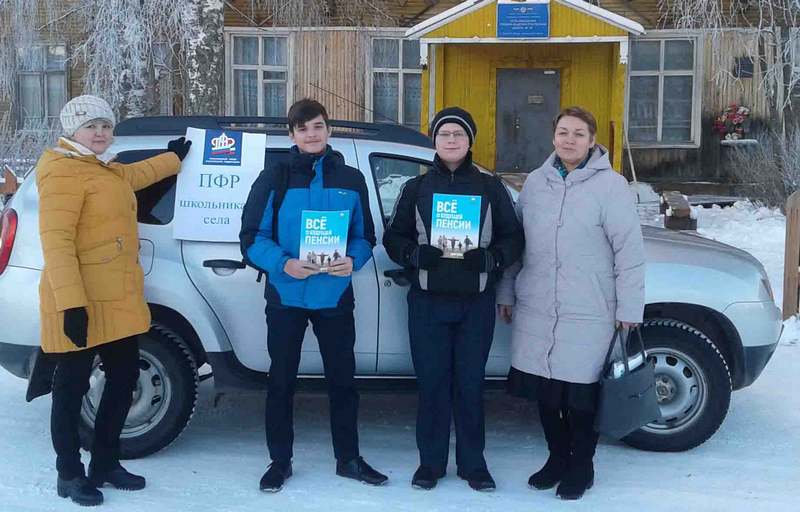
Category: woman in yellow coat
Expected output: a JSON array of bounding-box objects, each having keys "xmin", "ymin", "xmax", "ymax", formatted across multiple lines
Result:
[{"xmin": 37, "ymin": 95, "xmax": 191, "ymax": 507}]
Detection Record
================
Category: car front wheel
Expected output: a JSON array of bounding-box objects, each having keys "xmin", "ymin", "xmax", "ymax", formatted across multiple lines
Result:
[
  {"xmin": 622, "ymin": 319, "xmax": 732, "ymax": 452},
  {"xmin": 78, "ymin": 325, "xmax": 199, "ymax": 459}
]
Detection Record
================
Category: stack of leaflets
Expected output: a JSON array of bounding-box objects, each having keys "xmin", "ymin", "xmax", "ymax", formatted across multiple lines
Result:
[
  {"xmin": 430, "ymin": 193, "xmax": 481, "ymax": 259},
  {"xmin": 299, "ymin": 210, "xmax": 350, "ymax": 272}
]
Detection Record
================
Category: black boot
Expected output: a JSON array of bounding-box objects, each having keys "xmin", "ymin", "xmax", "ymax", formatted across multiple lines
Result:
[
  {"xmin": 529, "ymin": 403, "xmax": 570, "ymax": 490},
  {"xmin": 88, "ymin": 463, "xmax": 146, "ymax": 491},
  {"xmin": 556, "ymin": 408, "xmax": 598, "ymax": 500},
  {"xmin": 336, "ymin": 456, "xmax": 388, "ymax": 486},
  {"xmin": 411, "ymin": 465, "xmax": 445, "ymax": 490},
  {"xmin": 456, "ymin": 467, "xmax": 496, "ymax": 492},
  {"xmin": 260, "ymin": 460, "xmax": 292, "ymax": 492},
  {"xmin": 529, "ymin": 454, "xmax": 568, "ymax": 490},
  {"xmin": 57, "ymin": 475, "xmax": 104, "ymax": 506}
]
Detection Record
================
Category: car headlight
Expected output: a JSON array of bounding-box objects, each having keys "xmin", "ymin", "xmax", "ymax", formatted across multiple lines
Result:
[{"xmin": 761, "ymin": 276, "xmax": 775, "ymax": 302}]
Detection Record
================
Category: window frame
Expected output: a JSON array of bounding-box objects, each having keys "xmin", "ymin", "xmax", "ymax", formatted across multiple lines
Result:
[
  {"xmin": 789, "ymin": 28, "xmax": 800, "ymax": 97},
  {"xmin": 368, "ymin": 152, "xmax": 433, "ymax": 224},
  {"xmin": 625, "ymin": 30, "xmax": 703, "ymax": 149},
  {"xmin": 224, "ymin": 28, "xmax": 293, "ymax": 117},
  {"xmin": 15, "ymin": 43, "xmax": 69, "ymax": 130},
  {"xmin": 366, "ymin": 30, "xmax": 424, "ymax": 130}
]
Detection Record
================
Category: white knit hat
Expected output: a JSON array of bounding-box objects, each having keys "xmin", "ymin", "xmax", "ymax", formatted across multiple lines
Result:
[{"xmin": 59, "ymin": 95, "xmax": 116, "ymax": 136}]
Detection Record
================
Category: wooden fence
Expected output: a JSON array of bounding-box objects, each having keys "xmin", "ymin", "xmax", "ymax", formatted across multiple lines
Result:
[{"xmin": 783, "ymin": 191, "xmax": 800, "ymax": 319}]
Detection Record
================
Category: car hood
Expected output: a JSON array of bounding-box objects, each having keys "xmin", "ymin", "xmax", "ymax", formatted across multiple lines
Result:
[{"xmin": 642, "ymin": 225, "xmax": 763, "ymax": 269}]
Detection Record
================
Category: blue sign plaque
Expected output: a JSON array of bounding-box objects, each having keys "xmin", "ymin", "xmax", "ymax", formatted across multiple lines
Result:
[{"xmin": 497, "ymin": 1, "xmax": 550, "ymax": 39}]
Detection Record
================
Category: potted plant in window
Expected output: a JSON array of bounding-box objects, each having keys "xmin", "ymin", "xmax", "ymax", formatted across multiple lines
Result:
[{"xmin": 713, "ymin": 104, "xmax": 751, "ymax": 140}]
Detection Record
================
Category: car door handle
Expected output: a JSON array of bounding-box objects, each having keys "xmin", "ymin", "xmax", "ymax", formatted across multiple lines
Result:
[
  {"xmin": 202, "ymin": 259, "xmax": 246, "ymax": 270},
  {"xmin": 384, "ymin": 268, "xmax": 410, "ymax": 287}
]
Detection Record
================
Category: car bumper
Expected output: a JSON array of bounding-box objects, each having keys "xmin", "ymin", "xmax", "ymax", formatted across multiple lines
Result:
[
  {"xmin": 0, "ymin": 342, "xmax": 37, "ymax": 379},
  {"xmin": 740, "ymin": 339, "xmax": 780, "ymax": 387},
  {"xmin": 723, "ymin": 301, "xmax": 783, "ymax": 388}
]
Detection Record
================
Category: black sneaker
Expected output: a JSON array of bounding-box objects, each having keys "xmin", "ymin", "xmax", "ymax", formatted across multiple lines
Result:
[
  {"xmin": 88, "ymin": 463, "xmax": 146, "ymax": 491},
  {"xmin": 556, "ymin": 462, "xmax": 594, "ymax": 500},
  {"xmin": 528, "ymin": 455, "xmax": 568, "ymax": 490},
  {"xmin": 260, "ymin": 460, "xmax": 292, "ymax": 493},
  {"xmin": 336, "ymin": 456, "xmax": 388, "ymax": 486},
  {"xmin": 411, "ymin": 466, "xmax": 445, "ymax": 490},
  {"xmin": 57, "ymin": 475, "xmax": 104, "ymax": 507},
  {"xmin": 457, "ymin": 468, "xmax": 496, "ymax": 492}
]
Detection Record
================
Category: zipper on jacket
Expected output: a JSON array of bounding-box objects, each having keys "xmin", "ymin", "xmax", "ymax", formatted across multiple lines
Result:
[
  {"xmin": 116, "ymin": 237, "xmax": 123, "ymax": 251},
  {"xmin": 546, "ymin": 181, "xmax": 569, "ymax": 377}
]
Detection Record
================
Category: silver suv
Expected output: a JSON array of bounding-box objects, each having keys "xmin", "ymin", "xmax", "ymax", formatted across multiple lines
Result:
[{"xmin": 0, "ymin": 117, "xmax": 783, "ymax": 457}]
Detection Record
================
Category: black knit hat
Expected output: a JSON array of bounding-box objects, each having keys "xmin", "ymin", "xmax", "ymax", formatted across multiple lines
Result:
[{"xmin": 429, "ymin": 107, "xmax": 477, "ymax": 147}]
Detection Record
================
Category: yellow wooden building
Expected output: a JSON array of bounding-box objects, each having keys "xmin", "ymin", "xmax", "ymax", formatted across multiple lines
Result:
[{"xmin": 405, "ymin": 0, "xmax": 644, "ymax": 172}]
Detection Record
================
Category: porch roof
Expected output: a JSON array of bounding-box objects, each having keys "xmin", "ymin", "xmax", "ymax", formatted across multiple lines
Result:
[{"xmin": 405, "ymin": 0, "xmax": 645, "ymax": 40}]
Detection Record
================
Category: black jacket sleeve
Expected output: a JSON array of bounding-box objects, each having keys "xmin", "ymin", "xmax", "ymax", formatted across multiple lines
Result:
[
  {"xmin": 486, "ymin": 176, "xmax": 524, "ymax": 270},
  {"xmin": 382, "ymin": 177, "xmax": 422, "ymax": 267}
]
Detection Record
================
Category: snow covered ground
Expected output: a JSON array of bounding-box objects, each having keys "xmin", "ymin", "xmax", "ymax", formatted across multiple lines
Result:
[{"xmin": 0, "ymin": 201, "xmax": 798, "ymax": 511}]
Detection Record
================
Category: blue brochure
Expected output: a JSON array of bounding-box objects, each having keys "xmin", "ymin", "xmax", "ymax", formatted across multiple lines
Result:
[
  {"xmin": 299, "ymin": 210, "xmax": 350, "ymax": 271},
  {"xmin": 430, "ymin": 193, "xmax": 481, "ymax": 259}
]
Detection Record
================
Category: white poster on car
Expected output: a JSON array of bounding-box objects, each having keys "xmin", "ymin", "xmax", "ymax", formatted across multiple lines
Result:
[{"xmin": 172, "ymin": 127, "xmax": 266, "ymax": 242}]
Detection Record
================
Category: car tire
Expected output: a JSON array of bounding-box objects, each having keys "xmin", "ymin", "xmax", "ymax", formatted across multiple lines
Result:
[
  {"xmin": 622, "ymin": 318, "xmax": 732, "ymax": 452},
  {"xmin": 78, "ymin": 325, "xmax": 199, "ymax": 459}
]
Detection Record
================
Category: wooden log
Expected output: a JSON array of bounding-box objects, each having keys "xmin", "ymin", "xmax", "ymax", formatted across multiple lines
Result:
[{"xmin": 662, "ymin": 190, "xmax": 697, "ymax": 230}]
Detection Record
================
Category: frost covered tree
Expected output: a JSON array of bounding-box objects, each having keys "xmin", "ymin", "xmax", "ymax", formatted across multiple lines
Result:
[{"xmin": 0, "ymin": 0, "xmax": 224, "ymax": 118}]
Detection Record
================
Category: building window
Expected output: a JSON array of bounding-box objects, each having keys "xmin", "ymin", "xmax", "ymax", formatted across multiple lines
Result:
[
  {"xmin": 17, "ymin": 44, "xmax": 67, "ymax": 129},
  {"xmin": 371, "ymin": 38, "xmax": 422, "ymax": 130},
  {"xmin": 789, "ymin": 28, "xmax": 800, "ymax": 97},
  {"xmin": 628, "ymin": 38, "xmax": 697, "ymax": 145},
  {"xmin": 230, "ymin": 35, "xmax": 289, "ymax": 117}
]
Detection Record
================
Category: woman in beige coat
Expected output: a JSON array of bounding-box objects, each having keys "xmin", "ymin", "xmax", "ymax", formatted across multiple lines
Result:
[
  {"xmin": 497, "ymin": 106, "xmax": 645, "ymax": 501},
  {"xmin": 37, "ymin": 95, "xmax": 191, "ymax": 506}
]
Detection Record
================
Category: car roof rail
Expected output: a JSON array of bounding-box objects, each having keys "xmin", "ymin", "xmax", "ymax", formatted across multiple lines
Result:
[{"xmin": 114, "ymin": 116, "xmax": 433, "ymax": 148}]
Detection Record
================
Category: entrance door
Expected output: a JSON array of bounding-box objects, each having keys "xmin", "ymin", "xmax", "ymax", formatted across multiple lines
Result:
[{"xmin": 495, "ymin": 68, "xmax": 561, "ymax": 172}]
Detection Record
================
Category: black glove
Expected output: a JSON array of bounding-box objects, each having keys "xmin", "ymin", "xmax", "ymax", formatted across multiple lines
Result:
[
  {"xmin": 63, "ymin": 307, "xmax": 88, "ymax": 348},
  {"xmin": 167, "ymin": 137, "xmax": 192, "ymax": 161},
  {"xmin": 406, "ymin": 244, "xmax": 443, "ymax": 270},
  {"xmin": 462, "ymin": 248, "xmax": 499, "ymax": 273}
]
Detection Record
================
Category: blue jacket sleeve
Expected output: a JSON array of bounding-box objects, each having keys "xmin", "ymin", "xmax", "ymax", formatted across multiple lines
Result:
[
  {"xmin": 239, "ymin": 169, "xmax": 290, "ymax": 275},
  {"xmin": 346, "ymin": 172, "xmax": 376, "ymax": 271}
]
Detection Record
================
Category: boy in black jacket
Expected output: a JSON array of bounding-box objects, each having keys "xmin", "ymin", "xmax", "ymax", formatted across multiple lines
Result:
[{"xmin": 383, "ymin": 107, "xmax": 524, "ymax": 491}]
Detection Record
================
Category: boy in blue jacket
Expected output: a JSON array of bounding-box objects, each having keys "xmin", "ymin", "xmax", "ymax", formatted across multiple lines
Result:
[{"xmin": 240, "ymin": 99, "xmax": 386, "ymax": 492}]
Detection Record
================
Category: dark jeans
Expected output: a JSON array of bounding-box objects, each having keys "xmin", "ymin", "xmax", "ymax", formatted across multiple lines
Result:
[
  {"xmin": 265, "ymin": 306, "xmax": 359, "ymax": 463},
  {"xmin": 51, "ymin": 336, "xmax": 140, "ymax": 479},
  {"xmin": 407, "ymin": 288, "xmax": 496, "ymax": 474}
]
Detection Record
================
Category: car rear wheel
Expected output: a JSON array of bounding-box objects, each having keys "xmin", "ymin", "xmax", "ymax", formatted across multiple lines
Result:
[
  {"xmin": 622, "ymin": 319, "xmax": 732, "ymax": 452},
  {"xmin": 78, "ymin": 325, "xmax": 198, "ymax": 459}
]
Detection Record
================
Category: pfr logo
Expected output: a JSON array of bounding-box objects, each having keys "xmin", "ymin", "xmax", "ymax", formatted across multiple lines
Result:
[{"xmin": 210, "ymin": 133, "xmax": 236, "ymax": 156}]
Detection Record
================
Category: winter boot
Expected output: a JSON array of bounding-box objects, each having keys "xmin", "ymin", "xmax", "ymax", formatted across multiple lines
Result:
[
  {"xmin": 456, "ymin": 467, "xmax": 496, "ymax": 492},
  {"xmin": 411, "ymin": 465, "xmax": 445, "ymax": 490},
  {"xmin": 528, "ymin": 403, "xmax": 570, "ymax": 490},
  {"xmin": 556, "ymin": 408, "xmax": 599, "ymax": 500},
  {"xmin": 88, "ymin": 463, "xmax": 145, "ymax": 490},
  {"xmin": 259, "ymin": 460, "xmax": 292, "ymax": 492},
  {"xmin": 336, "ymin": 456, "xmax": 388, "ymax": 486},
  {"xmin": 57, "ymin": 475, "xmax": 104, "ymax": 507}
]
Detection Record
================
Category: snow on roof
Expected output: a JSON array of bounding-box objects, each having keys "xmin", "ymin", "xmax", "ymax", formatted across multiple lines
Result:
[{"xmin": 405, "ymin": 0, "xmax": 645, "ymax": 39}]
